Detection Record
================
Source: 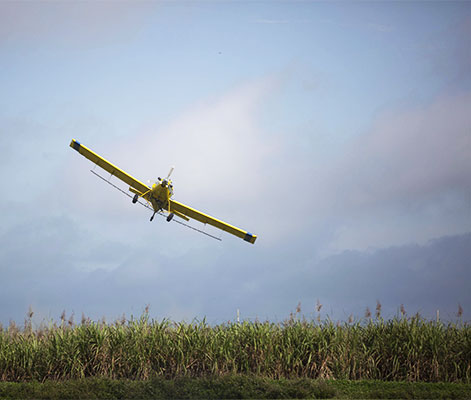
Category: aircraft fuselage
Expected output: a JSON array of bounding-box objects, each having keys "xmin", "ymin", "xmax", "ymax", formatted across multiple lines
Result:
[{"xmin": 150, "ymin": 180, "xmax": 173, "ymax": 212}]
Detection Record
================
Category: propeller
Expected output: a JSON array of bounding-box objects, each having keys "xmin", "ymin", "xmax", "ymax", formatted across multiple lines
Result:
[
  {"xmin": 162, "ymin": 166, "xmax": 174, "ymax": 186},
  {"xmin": 166, "ymin": 166, "xmax": 174, "ymax": 181},
  {"xmin": 148, "ymin": 166, "xmax": 174, "ymax": 187}
]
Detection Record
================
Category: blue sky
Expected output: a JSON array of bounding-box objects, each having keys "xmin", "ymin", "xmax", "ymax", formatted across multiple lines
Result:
[{"xmin": 1, "ymin": 1, "xmax": 470, "ymax": 325}]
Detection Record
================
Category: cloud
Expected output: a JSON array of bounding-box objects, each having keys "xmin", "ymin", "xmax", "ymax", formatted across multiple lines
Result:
[
  {"xmin": 296, "ymin": 233, "xmax": 471, "ymax": 321},
  {"xmin": 329, "ymin": 93, "xmax": 469, "ymax": 208},
  {"xmin": 1, "ymin": 211, "xmax": 469, "ymax": 325},
  {"xmin": 0, "ymin": 213, "xmax": 260, "ymax": 324},
  {"xmin": 301, "ymin": 91, "xmax": 471, "ymax": 252}
]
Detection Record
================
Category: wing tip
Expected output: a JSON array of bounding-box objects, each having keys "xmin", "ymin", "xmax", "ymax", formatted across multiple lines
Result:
[
  {"xmin": 244, "ymin": 232, "xmax": 257, "ymax": 244},
  {"xmin": 70, "ymin": 139, "xmax": 81, "ymax": 151}
]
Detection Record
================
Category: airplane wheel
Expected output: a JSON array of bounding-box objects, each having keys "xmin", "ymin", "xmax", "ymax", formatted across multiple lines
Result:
[
  {"xmin": 132, "ymin": 194, "xmax": 138, "ymax": 204},
  {"xmin": 167, "ymin": 213, "xmax": 174, "ymax": 222}
]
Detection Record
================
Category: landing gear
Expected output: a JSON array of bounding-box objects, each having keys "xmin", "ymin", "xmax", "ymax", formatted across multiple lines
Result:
[
  {"xmin": 150, "ymin": 211, "xmax": 156, "ymax": 222},
  {"xmin": 166, "ymin": 213, "xmax": 174, "ymax": 222},
  {"xmin": 132, "ymin": 194, "xmax": 138, "ymax": 204}
]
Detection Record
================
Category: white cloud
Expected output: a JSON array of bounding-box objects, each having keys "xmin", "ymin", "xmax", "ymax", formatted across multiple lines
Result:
[
  {"xmin": 126, "ymin": 77, "xmax": 278, "ymax": 201},
  {"xmin": 310, "ymin": 92, "xmax": 471, "ymax": 252},
  {"xmin": 340, "ymin": 93, "xmax": 469, "ymax": 207}
]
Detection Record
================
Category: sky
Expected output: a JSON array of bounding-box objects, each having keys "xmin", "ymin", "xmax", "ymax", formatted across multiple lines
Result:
[{"xmin": 0, "ymin": 1, "xmax": 470, "ymax": 325}]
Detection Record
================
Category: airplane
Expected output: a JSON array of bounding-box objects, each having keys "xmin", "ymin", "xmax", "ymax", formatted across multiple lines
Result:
[{"xmin": 69, "ymin": 139, "xmax": 257, "ymax": 244}]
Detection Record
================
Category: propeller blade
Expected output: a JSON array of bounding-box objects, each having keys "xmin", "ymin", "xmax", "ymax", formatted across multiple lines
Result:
[{"xmin": 166, "ymin": 166, "xmax": 174, "ymax": 180}]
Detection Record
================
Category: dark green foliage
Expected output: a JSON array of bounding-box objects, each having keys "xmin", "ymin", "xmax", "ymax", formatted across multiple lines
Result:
[
  {"xmin": 330, "ymin": 380, "xmax": 471, "ymax": 399},
  {"xmin": 0, "ymin": 376, "xmax": 337, "ymax": 399},
  {"xmin": 1, "ymin": 377, "xmax": 471, "ymax": 399},
  {"xmin": 0, "ymin": 315, "xmax": 470, "ymax": 383}
]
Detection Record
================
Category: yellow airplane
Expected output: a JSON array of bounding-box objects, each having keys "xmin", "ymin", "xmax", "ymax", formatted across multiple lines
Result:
[{"xmin": 70, "ymin": 139, "xmax": 257, "ymax": 244}]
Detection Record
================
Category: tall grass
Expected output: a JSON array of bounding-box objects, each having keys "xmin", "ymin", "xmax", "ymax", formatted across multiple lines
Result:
[{"xmin": 0, "ymin": 310, "xmax": 469, "ymax": 382}]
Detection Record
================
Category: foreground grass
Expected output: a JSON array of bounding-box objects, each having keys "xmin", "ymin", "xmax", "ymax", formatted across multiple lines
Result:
[
  {"xmin": 1, "ymin": 313, "xmax": 470, "ymax": 383},
  {"xmin": 0, "ymin": 376, "xmax": 470, "ymax": 399},
  {"xmin": 2, "ymin": 313, "xmax": 470, "ymax": 383}
]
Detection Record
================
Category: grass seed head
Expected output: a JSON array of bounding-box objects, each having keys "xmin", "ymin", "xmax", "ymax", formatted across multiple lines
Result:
[
  {"xmin": 316, "ymin": 299, "xmax": 323, "ymax": 312},
  {"xmin": 68, "ymin": 312, "xmax": 74, "ymax": 327},
  {"xmin": 400, "ymin": 304, "xmax": 406, "ymax": 317},
  {"xmin": 8, "ymin": 320, "xmax": 18, "ymax": 336},
  {"xmin": 375, "ymin": 300, "xmax": 382, "ymax": 318}
]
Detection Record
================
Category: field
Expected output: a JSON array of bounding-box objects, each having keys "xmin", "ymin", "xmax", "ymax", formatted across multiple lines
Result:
[{"xmin": 0, "ymin": 310, "xmax": 470, "ymax": 398}]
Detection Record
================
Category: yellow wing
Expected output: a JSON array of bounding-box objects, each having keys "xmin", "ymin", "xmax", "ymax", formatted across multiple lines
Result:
[
  {"xmin": 169, "ymin": 199, "xmax": 257, "ymax": 244},
  {"xmin": 70, "ymin": 139, "xmax": 149, "ymax": 195}
]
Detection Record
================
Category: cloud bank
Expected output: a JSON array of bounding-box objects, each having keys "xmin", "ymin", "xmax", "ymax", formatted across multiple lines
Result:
[
  {"xmin": 1, "ymin": 213, "xmax": 469, "ymax": 325},
  {"xmin": 298, "ymin": 91, "xmax": 471, "ymax": 252}
]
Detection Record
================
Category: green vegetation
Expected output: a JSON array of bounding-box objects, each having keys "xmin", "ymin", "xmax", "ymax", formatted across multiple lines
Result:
[
  {"xmin": 1, "ymin": 310, "xmax": 469, "ymax": 383},
  {"xmin": 1, "ymin": 376, "xmax": 470, "ymax": 399}
]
